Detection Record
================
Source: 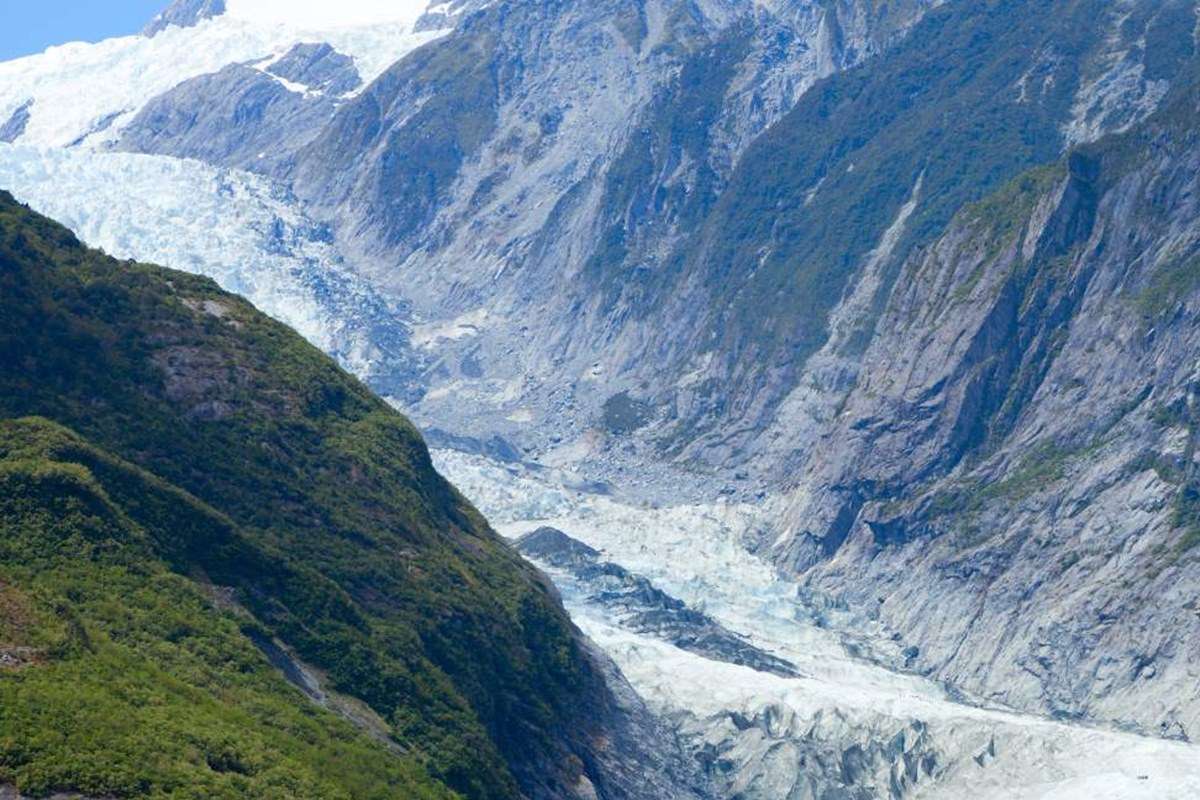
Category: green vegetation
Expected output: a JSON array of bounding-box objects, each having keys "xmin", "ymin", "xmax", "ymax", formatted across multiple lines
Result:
[
  {"xmin": 601, "ymin": 391, "xmax": 654, "ymax": 435},
  {"xmin": 1134, "ymin": 252, "xmax": 1200, "ymax": 321},
  {"xmin": 0, "ymin": 419, "xmax": 454, "ymax": 800},
  {"xmin": 1145, "ymin": 401, "xmax": 1200, "ymax": 557},
  {"xmin": 582, "ymin": 0, "xmax": 1164, "ymax": 441},
  {"xmin": 584, "ymin": 23, "xmax": 753, "ymax": 304},
  {"xmin": 924, "ymin": 441, "xmax": 1089, "ymax": 551},
  {"xmin": 666, "ymin": 0, "xmax": 1108, "ymax": 360},
  {"xmin": 1172, "ymin": 487, "xmax": 1200, "ymax": 554},
  {"xmin": 0, "ymin": 192, "xmax": 603, "ymax": 799},
  {"xmin": 963, "ymin": 164, "xmax": 1067, "ymax": 260}
]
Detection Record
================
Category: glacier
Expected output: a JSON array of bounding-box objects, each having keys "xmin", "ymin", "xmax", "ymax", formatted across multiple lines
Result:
[
  {"xmin": 4, "ymin": 88, "xmax": 1199, "ymax": 800},
  {"xmin": 434, "ymin": 448, "xmax": 1200, "ymax": 799},
  {"xmin": 0, "ymin": 143, "xmax": 425, "ymax": 400}
]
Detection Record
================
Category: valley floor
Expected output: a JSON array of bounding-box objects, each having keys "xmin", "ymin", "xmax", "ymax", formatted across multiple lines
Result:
[{"xmin": 434, "ymin": 450, "xmax": 1200, "ymax": 800}]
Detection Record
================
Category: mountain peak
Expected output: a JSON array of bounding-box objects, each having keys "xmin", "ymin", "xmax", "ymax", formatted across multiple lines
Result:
[{"xmin": 144, "ymin": 0, "xmax": 227, "ymax": 36}]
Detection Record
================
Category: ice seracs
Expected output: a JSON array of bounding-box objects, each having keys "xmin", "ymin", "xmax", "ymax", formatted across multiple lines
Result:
[{"xmin": 0, "ymin": 143, "xmax": 423, "ymax": 398}]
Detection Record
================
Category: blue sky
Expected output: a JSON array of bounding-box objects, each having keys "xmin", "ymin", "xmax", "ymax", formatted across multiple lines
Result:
[{"xmin": 0, "ymin": 1, "xmax": 167, "ymax": 62}]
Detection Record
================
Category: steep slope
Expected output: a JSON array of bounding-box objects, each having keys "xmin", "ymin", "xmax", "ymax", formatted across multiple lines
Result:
[
  {"xmin": 772, "ymin": 70, "xmax": 1200, "ymax": 738},
  {"xmin": 274, "ymin": 0, "xmax": 1191, "ymax": 477},
  {"xmin": 63, "ymin": 0, "xmax": 941, "ymax": 467},
  {"xmin": 0, "ymin": 417, "xmax": 453, "ymax": 800},
  {"xmin": 282, "ymin": 0, "xmax": 943, "ymax": 459},
  {"xmin": 0, "ymin": 191, "xmax": 704, "ymax": 800},
  {"xmin": 618, "ymin": 0, "xmax": 1192, "ymax": 467}
]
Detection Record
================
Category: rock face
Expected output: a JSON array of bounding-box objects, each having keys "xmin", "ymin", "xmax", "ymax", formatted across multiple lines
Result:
[
  {"xmin": 273, "ymin": 0, "xmax": 1189, "ymax": 477},
  {"xmin": 267, "ymin": 43, "xmax": 361, "ymax": 95},
  {"xmin": 114, "ymin": 43, "xmax": 364, "ymax": 174},
  {"xmin": 143, "ymin": 0, "xmax": 226, "ymax": 36},
  {"xmin": 0, "ymin": 100, "xmax": 30, "ymax": 143},
  {"xmin": 772, "ymin": 79, "xmax": 1200, "ymax": 740}
]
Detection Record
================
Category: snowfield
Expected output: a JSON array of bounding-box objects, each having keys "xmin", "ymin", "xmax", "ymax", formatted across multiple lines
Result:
[
  {"xmin": 224, "ymin": 0, "xmax": 433, "ymax": 28},
  {"xmin": 434, "ymin": 449, "xmax": 1200, "ymax": 799},
  {"xmin": 0, "ymin": 4, "xmax": 444, "ymax": 148}
]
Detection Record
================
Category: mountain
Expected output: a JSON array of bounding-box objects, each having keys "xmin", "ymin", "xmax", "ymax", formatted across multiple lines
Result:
[
  {"xmin": 62, "ymin": 0, "xmax": 1192, "ymax": 488},
  {"xmin": 0, "ymin": 191, "xmax": 703, "ymax": 799},
  {"xmin": 779, "ymin": 67, "xmax": 1200, "ymax": 740},
  {"xmin": 4, "ymin": 0, "xmax": 1200, "ymax": 795}
]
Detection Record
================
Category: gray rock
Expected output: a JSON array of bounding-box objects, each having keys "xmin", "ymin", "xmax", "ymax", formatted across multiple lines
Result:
[
  {"xmin": 0, "ymin": 100, "xmax": 32, "ymax": 144},
  {"xmin": 771, "ymin": 78, "xmax": 1200, "ymax": 739},
  {"xmin": 143, "ymin": 0, "xmax": 226, "ymax": 36},
  {"xmin": 113, "ymin": 61, "xmax": 341, "ymax": 174},
  {"xmin": 267, "ymin": 43, "xmax": 362, "ymax": 96},
  {"xmin": 279, "ymin": 0, "xmax": 942, "ymax": 473},
  {"xmin": 517, "ymin": 526, "xmax": 602, "ymax": 566},
  {"xmin": 518, "ymin": 527, "xmax": 801, "ymax": 678}
]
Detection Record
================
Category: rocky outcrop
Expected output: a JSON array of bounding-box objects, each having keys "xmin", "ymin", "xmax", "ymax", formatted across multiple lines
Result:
[
  {"xmin": 113, "ymin": 50, "xmax": 358, "ymax": 174},
  {"xmin": 517, "ymin": 527, "xmax": 800, "ymax": 677},
  {"xmin": 143, "ymin": 0, "xmax": 226, "ymax": 36},
  {"xmin": 266, "ymin": 43, "xmax": 361, "ymax": 96},
  {"xmin": 0, "ymin": 100, "xmax": 30, "ymax": 144}
]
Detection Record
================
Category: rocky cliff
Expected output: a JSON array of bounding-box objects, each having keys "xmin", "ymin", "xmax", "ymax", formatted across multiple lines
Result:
[{"xmin": 774, "ymin": 71, "xmax": 1200, "ymax": 740}]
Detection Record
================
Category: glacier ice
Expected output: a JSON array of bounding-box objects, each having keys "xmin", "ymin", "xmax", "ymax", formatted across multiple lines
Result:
[
  {"xmin": 434, "ymin": 449, "xmax": 1200, "ymax": 799},
  {"xmin": 223, "ymin": 0, "xmax": 432, "ymax": 28},
  {"xmin": 0, "ymin": 143, "xmax": 422, "ymax": 396}
]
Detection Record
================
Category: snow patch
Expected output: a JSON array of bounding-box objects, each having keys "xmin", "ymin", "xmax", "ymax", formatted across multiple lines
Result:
[{"xmin": 412, "ymin": 309, "xmax": 489, "ymax": 348}]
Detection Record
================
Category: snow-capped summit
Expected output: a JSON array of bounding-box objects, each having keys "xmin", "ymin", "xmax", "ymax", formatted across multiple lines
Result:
[{"xmin": 0, "ymin": 0, "xmax": 443, "ymax": 149}]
